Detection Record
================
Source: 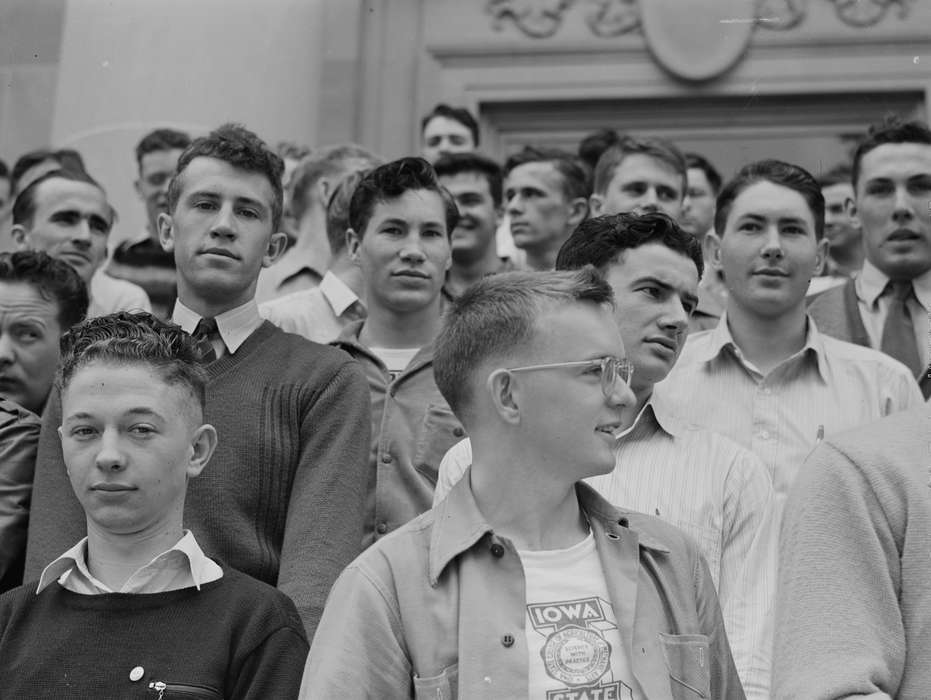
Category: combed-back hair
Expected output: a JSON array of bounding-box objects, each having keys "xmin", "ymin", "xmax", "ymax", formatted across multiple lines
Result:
[
  {"xmin": 504, "ymin": 146, "xmax": 592, "ymax": 202},
  {"xmin": 851, "ymin": 116, "xmax": 931, "ymax": 188},
  {"xmin": 0, "ymin": 250, "xmax": 88, "ymax": 329},
  {"xmin": 420, "ymin": 104, "xmax": 480, "ymax": 147},
  {"xmin": 326, "ymin": 169, "xmax": 371, "ymax": 255},
  {"xmin": 135, "ymin": 128, "xmax": 191, "ymax": 169},
  {"xmin": 168, "ymin": 123, "xmax": 285, "ymax": 231},
  {"xmin": 434, "ymin": 267, "xmax": 613, "ymax": 424},
  {"xmin": 817, "ymin": 163, "xmax": 852, "ymax": 189},
  {"xmin": 578, "ymin": 128, "xmax": 622, "ymax": 172},
  {"xmin": 715, "ymin": 159, "xmax": 825, "ymax": 240},
  {"xmin": 556, "ymin": 212, "xmax": 703, "ymax": 279},
  {"xmin": 348, "ymin": 156, "xmax": 459, "ymax": 237},
  {"xmin": 685, "ymin": 152, "xmax": 723, "ymax": 195},
  {"xmin": 593, "ymin": 136, "xmax": 687, "ymax": 196},
  {"xmin": 11, "ymin": 148, "xmax": 86, "ymax": 194},
  {"xmin": 57, "ymin": 312, "xmax": 209, "ymax": 412},
  {"xmin": 289, "ymin": 144, "xmax": 382, "ymax": 223},
  {"xmin": 12, "ymin": 169, "xmax": 110, "ymax": 229},
  {"xmin": 433, "ymin": 152, "xmax": 504, "ymax": 208}
]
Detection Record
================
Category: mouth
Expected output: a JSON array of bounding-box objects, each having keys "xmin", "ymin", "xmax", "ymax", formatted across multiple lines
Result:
[
  {"xmin": 887, "ymin": 229, "xmax": 921, "ymax": 242},
  {"xmin": 753, "ymin": 268, "xmax": 789, "ymax": 277},
  {"xmin": 646, "ymin": 336, "xmax": 677, "ymax": 353},
  {"xmin": 595, "ymin": 421, "xmax": 624, "ymax": 439},
  {"xmin": 91, "ymin": 483, "xmax": 136, "ymax": 493},
  {"xmin": 0, "ymin": 376, "xmax": 22, "ymax": 392},
  {"xmin": 60, "ymin": 251, "xmax": 91, "ymax": 265},
  {"xmin": 200, "ymin": 247, "xmax": 239, "ymax": 260},
  {"xmin": 392, "ymin": 269, "xmax": 431, "ymax": 279}
]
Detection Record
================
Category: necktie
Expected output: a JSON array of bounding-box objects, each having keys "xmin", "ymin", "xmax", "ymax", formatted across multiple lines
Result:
[
  {"xmin": 880, "ymin": 281, "xmax": 922, "ymax": 379},
  {"xmin": 192, "ymin": 317, "xmax": 219, "ymax": 364}
]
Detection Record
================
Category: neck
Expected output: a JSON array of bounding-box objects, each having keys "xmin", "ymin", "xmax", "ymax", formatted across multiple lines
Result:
[
  {"xmin": 447, "ymin": 246, "xmax": 501, "ymax": 296},
  {"xmin": 360, "ymin": 297, "xmax": 442, "ymax": 349},
  {"xmin": 725, "ymin": 300, "xmax": 808, "ymax": 375},
  {"xmin": 84, "ymin": 518, "xmax": 184, "ymax": 590},
  {"xmin": 293, "ymin": 209, "xmax": 327, "ymax": 252},
  {"xmin": 177, "ymin": 284, "xmax": 252, "ymax": 319},
  {"xmin": 523, "ymin": 245, "xmax": 559, "ymax": 272},
  {"xmin": 828, "ymin": 242, "xmax": 864, "ymax": 274},
  {"xmin": 329, "ymin": 255, "xmax": 365, "ymax": 297}
]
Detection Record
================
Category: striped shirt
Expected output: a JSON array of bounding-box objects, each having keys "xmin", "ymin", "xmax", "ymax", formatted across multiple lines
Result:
[{"xmin": 435, "ymin": 396, "xmax": 777, "ymax": 699}]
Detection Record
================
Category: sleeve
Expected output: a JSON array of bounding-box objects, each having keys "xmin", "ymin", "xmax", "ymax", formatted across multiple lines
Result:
[
  {"xmin": 277, "ymin": 359, "xmax": 371, "ymax": 642},
  {"xmin": 229, "ymin": 603, "xmax": 309, "ymax": 700},
  {"xmin": 432, "ymin": 438, "xmax": 473, "ymax": 506},
  {"xmin": 299, "ymin": 563, "xmax": 413, "ymax": 699},
  {"xmin": 717, "ymin": 450, "xmax": 777, "ymax": 700},
  {"xmin": 0, "ymin": 404, "xmax": 41, "ymax": 583},
  {"xmin": 773, "ymin": 442, "xmax": 901, "ymax": 700},
  {"xmin": 23, "ymin": 387, "xmax": 88, "ymax": 580},
  {"xmin": 890, "ymin": 367, "xmax": 923, "ymax": 412}
]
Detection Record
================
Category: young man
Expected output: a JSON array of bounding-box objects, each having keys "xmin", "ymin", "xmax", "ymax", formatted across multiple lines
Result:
[
  {"xmin": 255, "ymin": 144, "xmax": 381, "ymax": 303},
  {"xmin": 333, "ymin": 156, "xmax": 464, "ymax": 547},
  {"xmin": 807, "ymin": 118, "xmax": 931, "ymax": 397},
  {"xmin": 24, "ymin": 124, "xmax": 371, "ymax": 640},
  {"xmin": 436, "ymin": 213, "xmax": 777, "ymax": 698},
  {"xmin": 0, "ymin": 312, "xmax": 308, "ymax": 698},
  {"xmin": 303, "ymin": 269, "xmax": 745, "ymax": 699},
  {"xmin": 656, "ymin": 159, "xmax": 922, "ymax": 517},
  {"xmin": 12, "ymin": 169, "xmax": 151, "ymax": 318},
  {"xmin": 420, "ymin": 103, "xmax": 479, "ymax": 164},
  {"xmin": 434, "ymin": 152, "xmax": 513, "ymax": 296},
  {"xmin": 816, "ymin": 164, "xmax": 863, "ymax": 279},
  {"xmin": 107, "ymin": 128, "xmax": 191, "ymax": 319},
  {"xmin": 504, "ymin": 146, "xmax": 589, "ymax": 271}
]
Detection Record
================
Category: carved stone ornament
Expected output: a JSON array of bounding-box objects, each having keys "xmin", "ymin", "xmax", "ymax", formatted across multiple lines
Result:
[
  {"xmin": 755, "ymin": 0, "xmax": 808, "ymax": 30},
  {"xmin": 486, "ymin": 0, "xmax": 575, "ymax": 38},
  {"xmin": 585, "ymin": 0, "xmax": 641, "ymax": 37},
  {"xmin": 829, "ymin": 0, "xmax": 915, "ymax": 27}
]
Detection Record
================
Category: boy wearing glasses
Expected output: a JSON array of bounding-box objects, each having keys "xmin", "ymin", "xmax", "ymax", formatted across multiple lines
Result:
[{"xmin": 302, "ymin": 269, "xmax": 744, "ymax": 699}]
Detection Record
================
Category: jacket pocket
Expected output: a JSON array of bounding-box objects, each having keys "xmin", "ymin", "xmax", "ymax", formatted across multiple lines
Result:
[
  {"xmin": 413, "ymin": 403, "xmax": 465, "ymax": 486},
  {"xmin": 147, "ymin": 680, "xmax": 223, "ymax": 699},
  {"xmin": 658, "ymin": 633, "xmax": 710, "ymax": 699},
  {"xmin": 413, "ymin": 664, "xmax": 458, "ymax": 700}
]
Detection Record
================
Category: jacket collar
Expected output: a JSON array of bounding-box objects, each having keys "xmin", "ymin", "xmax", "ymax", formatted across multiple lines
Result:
[{"xmin": 333, "ymin": 319, "xmax": 436, "ymax": 376}]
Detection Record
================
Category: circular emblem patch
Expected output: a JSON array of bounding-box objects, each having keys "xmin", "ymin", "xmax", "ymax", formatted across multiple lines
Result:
[{"xmin": 541, "ymin": 625, "xmax": 611, "ymax": 685}]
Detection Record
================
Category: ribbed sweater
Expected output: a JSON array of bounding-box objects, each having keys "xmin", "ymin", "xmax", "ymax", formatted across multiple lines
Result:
[
  {"xmin": 0, "ymin": 565, "xmax": 308, "ymax": 698},
  {"xmin": 775, "ymin": 405, "xmax": 931, "ymax": 699},
  {"xmin": 24, "ymin": 321, "xmax": 371, "ymax": 640}
]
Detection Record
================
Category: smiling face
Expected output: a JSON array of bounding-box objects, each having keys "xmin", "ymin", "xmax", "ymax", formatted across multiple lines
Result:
[
  {"xmin": 159, "ymin": 157, "xmax": 287, "ymax": 310},
  {"xmin": 347, "ymin": 188, "xmax": 452, "ymax": 315},
  {"xmin": 438, "ymin": 171, "xmax": 499, "ymax": 265},
  {"xmin": 604, "ymin": 243, "xmax": 699, "ymax": 393},
  {"xmin": 714, "ymin": 180, "xmax": 825, "ymax": 320},
  {"xmin": 681, "ymin": 167, "xmax": 717, "ymax": 238},
  {"xmin": 60, "ymin": 361, "xmax": 215, "ymax": 537},
  {"xmin": 421, "ymin": 116, "xmax": 476, "ymax": 164},
  {"xmin": 853, "ymin": 142, "xmax": 931, "ymax": 280},
  {"xmin": 591, "ymin": 154, "xmax": 684, "ymax": 220},
  {"xmin": 136, "ymin": 148, "xmax": 184, "ymax": 236}
]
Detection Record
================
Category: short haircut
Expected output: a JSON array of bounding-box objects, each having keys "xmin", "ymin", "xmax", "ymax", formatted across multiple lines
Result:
[
  {"xmin": 434, "ymin": 267, "xmax": 613, "ymax": 422},
  {"xmin": 168, "ymin": 123, "xmax": 285, "ymax": 232},
  {"xmin": 420, "ymin": 104, "xmax": 480, "ymax": 147},
  {"xmin": 11, "ymin": 148, "xmax": 86, "ymax": 194},
  {"xmin": 852, "ymin": 117, "xmax": 931, "ymax": 188},
  {"xmin": 556, "ymin": 212, "xmax": 703, "ymax": 279},
  {"xmin": 715, "ymin": 159, "xmax": 825, "ymax": 240},
  {"xmin": 817, "ymin": 163, "xmax": 853, "ymax": 189},
  {"xmin": 326, "ymin": 169, "xmax": 370, "ymax": 256},
  {"xmin": 348, "ymin": 157, "xmax": 459, "ymax": 237},
  {"xmin": 135, "ymin": 128, "xmax": 191, "ymax": 170},
  {"xmin": 433, "ymin": 152, "xmax": 504, "ymax": 208},
  {"xmin": 276, "ymin": 141, "xmax": 312, "ymax": 162},
  {"xmin": 289, "ymin": 144, "xmax": 382, "ymax": 223},
  {"xmin": 57, "ymin": 311, "xmax": 209, "ymax": 413},
  {"xmin": 505, "ymin": 146, "xmax": 592, "ymax": 202},
  {"xmin": 578, "ymin": 128, "xmax": 622, "ymax": 172},
  {"xmin": 685, "ymin": 152, "xmax": 723, "ymax": 195},
  {"xmin": 593, "ymin": 136, "xmax": 687, "ymax": 195},
  {"xmin": 12, "ymin": 169, "xmax": 110, "ymax": 230},
  {"xmin": 0, "ymin": 250, "xmax": 88, "ymax": 329}
]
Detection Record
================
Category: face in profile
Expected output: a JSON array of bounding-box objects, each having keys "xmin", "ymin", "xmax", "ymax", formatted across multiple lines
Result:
[
  {"xmin": 591, "ymin": 154, "xmax": 684, "ymax": 220},
  {"xmin": 0, "ymin": 280, "xmax": 62, "ymax": 414},
  {"xmin": 136, "ymin": 148, "xmax": 185, "ymax": 234},
  {"xmin": 159, "ymin": 157, "xmax": 287, "ymax": 308},
  {"xmin": 60, "ymin": 361, "xmax": 215, "ymax": 537},
  {"xmin": 421, "ymin": 116, "xmax": 475, "ymax": 164},
  {"xmin": 682, "ymin": 167, "xmax": 717, "ymax": 238},
  {"xmin": 348, "ymin": 188, "xmax": 452, "ymax": 314},
  {"xmin": 438, "ymin": 171, "xmax": 500, "ymax": 265}
]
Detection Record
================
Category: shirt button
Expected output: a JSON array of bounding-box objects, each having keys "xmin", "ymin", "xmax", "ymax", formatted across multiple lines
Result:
[
  {"xmin": 453, "ymin": 427, "xmax": 465, "ymax": 438},
  {"xmin": 376, "ymin": 522, "xmax": 388, "ymax": 534},
  {"xmin": 129, "ymin": 666, "xmax": 144, "ymax": 682},
  {"xmin": 501, "ymin": 634, "xmax": 515, "ymax": 647},
  {"xmin": 760, "ymin": 430, "xmax": 770, "ymax": 440},
  {"xmin": 490, "ymin": 543, "xmax": 505, "ymax": 558},
  {"xmin": 762, "ymin": 387, "xmax": 772, "ymax": 395},
  {"xmin": 381, "ymin": 454, "xmax": 392, "ymax": 463}
]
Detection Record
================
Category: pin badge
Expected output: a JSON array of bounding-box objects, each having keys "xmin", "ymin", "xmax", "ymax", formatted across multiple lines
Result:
[{"xmin": 129, "ymin": 666, "xmax": 144, "ymax": 682}]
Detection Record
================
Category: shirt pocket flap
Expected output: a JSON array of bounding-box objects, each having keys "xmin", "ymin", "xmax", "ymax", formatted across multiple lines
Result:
[
  {"xmin": 413, "ymin": 663, "xmax": 458, "ymax": 700},
  {"xmin": 414, "ymin": 403, "xmax": 465, "ymax": 485},
  {"xmin": 658, "ymin": 632, "xmax": 710, "ymax": 699}
]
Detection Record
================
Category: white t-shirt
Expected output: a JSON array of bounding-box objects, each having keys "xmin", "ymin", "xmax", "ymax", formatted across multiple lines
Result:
[
  {"xmin": 519, "ymin": 532, "xmax": 643, "ymax": 699},
  {"xmin": 370, "ymin": 347, "xmax": 419, "ymax": 380}
]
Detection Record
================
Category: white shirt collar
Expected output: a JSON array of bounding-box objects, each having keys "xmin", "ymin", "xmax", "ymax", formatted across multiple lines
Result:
[
  {"xmin": 172, "ymin": 298, "xmax": 263, "ymax": 354},
  {"xmin": 319, "ymin": 270, "xmax": 362, "ymax": 317},
  {"xmin": 856, "ymin": 259, "xmax": 931, "ymax": 311}
]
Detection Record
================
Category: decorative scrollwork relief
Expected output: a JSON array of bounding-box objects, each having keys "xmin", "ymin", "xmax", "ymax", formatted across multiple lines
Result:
[
  {"xmin": 486, "ymin": 0, "xmax": 576, "ymax": 38},
  {"xmin": 585, "ymin": 0, "xmax": 640, "ymax": 37},
  {"xmin": 829, "ymin": 0, "xmax": 915, "ymax": 27},
  {"xmin": 755, "ymin": 0, "xmax": 808, "ymax": 31}
]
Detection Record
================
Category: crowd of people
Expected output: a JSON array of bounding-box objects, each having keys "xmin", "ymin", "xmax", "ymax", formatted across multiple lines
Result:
[{"xmin": 0, "ymin": 103, "xmax": 928, "ymax": 699}]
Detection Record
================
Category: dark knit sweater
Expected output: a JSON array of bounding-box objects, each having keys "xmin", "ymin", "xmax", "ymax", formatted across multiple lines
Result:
[
  {"xmin": 24, "ymin": 321, "xmax": 371, "ymax": 640},
  {"xmin": 0, "ymin": 566, "xmax": 308, "ymax": 699}
]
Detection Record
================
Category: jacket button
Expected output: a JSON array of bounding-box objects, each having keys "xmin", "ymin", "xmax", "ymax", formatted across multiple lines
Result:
[
  {"xmin": 502, "ymin": 634, "xmax": 514, "ymax": 647},
  {"xmin": 490, "ymin": 543, "xmax": 505, "ymax": 558},
  {"xmin": 453, "ymin": 427, "xmax": 465, "ymax": 437},
  {"xmin": 376, "ymin": 522, "xmax": 388, "ymax": 534},
  {"xmin": 381, "ymin": 454, "xmax": 392, "ymax": 463}
]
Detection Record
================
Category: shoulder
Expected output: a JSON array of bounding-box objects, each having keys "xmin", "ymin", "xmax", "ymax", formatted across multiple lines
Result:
[
  {"xmin": 807, "ymin": 278, "xmax": 852, "ymax": 310},
  {"xmin": 819, "ymin": 405, "xmax": 929, "ymax": 473},
  {"xmin": 0, "ymin": 399, "xmax": 41, "ymax": 431},
  {"xmin": 205, "ymin": 567, "xmax": 307, "ymax": 634},
  {"xmin": 819, "ymin": 333, "xmax": 916, "ymax": 379},
  {"xmin": 251, "ymin": 322, "xmax": 357, "ymax": 371},
  {"xmin": 259, "ymin": 288, "xmax": 320, "ymax": 319}
]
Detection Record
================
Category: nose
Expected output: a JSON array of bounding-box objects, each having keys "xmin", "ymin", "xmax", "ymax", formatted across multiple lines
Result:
[
  {"xmin": 94, "ymin": 429, "xmax": 126, "ymax": 472},
  {"xmin": 638, "ymin": 188, "xmax": 660, "ymax": 213},
  {"xmin": 506, "ymin": 192, "xmax": 523, "ymax": 217},
  {"xmin": 891, "ymin": 185, "xmax": 915, "ymax": 223},
  {"xmin": 0, "ymin": 332, "xmax": 14, "ymax": 365},
  {"xmin": 210, "ymin": 203, "xmax": 237, "ymax": 240},
  {"xmin": 660, "ymin": 297, "xmax": 690, "ymax": 333},
  {"xmin": 399, "ymin": 234, "xmax": 427, "ymax": 263},
  {"xmin": 760, "ymin": 225, "xmax": 784, "ymax": 259},
  {"xmin": 607, "ymin": 378, "xmax": 637, "ymax": 411},
  {"xmin": 71, "ymin": 218, "xmax": 93, "ymax": 246}
]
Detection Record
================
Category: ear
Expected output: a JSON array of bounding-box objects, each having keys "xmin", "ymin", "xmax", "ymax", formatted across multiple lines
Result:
[
  {"xmin": 157, "ymin": 212, "xmax": 175, "ymax": 252},
  {"xmin": 262, "ymin": 231, "xmax": 289, "ymax": 268},
  {"xmin": 705, "ymin": 231, "xmax": 723, "ymax": 270},
  {"xmin": 846, "ymin": 197, "xmax": 860, "ymax": 229},
  {"xmin": 588, "ymin": 193, "xmax": 604, "ymax": 217},
  {"xmin": 133, "ymin": 178, "xmax": 143, "ymax": 201},
  {"xmin": 346, "ymin": 228, "xmax": 362, "ymax": 264},
  {"xmin": 10, "ymin": 224, "xmax": 28, "ymax": 249},
  {"xmin": 813, "ymin": 236, "xmax": 829, "ymax": 276},
  {"xmin": 486, "ymin": 369, "xmax": 521, "ymax": 425},
  {"xmin": 567, "ymin": 197, "xmax": 589, "ymax": 230},
  {"xmin": 186, "ymin": 423, "xmax": 218, "ymax": 479},
  {"xmin": 317, "ymin": 178, "xmax": 332, "ymax": 207}
]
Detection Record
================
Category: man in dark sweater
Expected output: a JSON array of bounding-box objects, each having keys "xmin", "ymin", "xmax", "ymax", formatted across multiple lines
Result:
[
  {"xmin": 24, "ymin": 124, "xmax": 371, "ymax": 641},
  {"xmin": 1, "ymin": 312, "xmax": 308, "ymax": 698}
]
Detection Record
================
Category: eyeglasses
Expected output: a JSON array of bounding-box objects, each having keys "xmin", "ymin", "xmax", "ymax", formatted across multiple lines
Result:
[{"xmin": 504, "ymin": 357, "xmax": 634, "ymax": 398}]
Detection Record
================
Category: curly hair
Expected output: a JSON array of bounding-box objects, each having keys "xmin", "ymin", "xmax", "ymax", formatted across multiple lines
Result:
[{"xmin": 0, "ymin": 250, "xmax": 89, "ymax": 329}]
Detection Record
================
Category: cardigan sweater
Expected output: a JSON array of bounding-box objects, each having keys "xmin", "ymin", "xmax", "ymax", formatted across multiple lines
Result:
[
  {"xmin": 23, "ymin": 321, "xmax": 371, "ymax": 640},
  {"xmin": 774, "ymin": 405, "xmax": 931, "ymax": 699},
  {"xmin": 0, "ymin": 565, "xmax": 308, "ymax": 699}
]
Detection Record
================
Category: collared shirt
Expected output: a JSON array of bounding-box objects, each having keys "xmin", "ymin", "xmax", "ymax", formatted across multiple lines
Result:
[
  {"xmin": 333, "ymin": 321, "xmax": 465, "ymax": 548},
  {"xmin": 435, "ymin": 395, "xmax": 776, "ymax": 699},
  {"xmin": 691, "ymin": 270, "xmax": 727, "ymax": 333},
  {"xmin": 173, "ymin": 298, "xmax": 264, "ymax": 357},
  {"xmin": 655, "ymin": 314, "xmax": 923, "ymax": 511},
  {"xmin": 37, "ymin": 530, "xmax": 223, "ymax": 595},
  {"xmin": 302, "ymin": 477, "xmax": 745, "ymax": 699},
  {"xmin": 855, "ymin": 259, "xmax": 931, "ymax": 369},
  {"xmin": 87, "ymin": 269, "xmax": 152, "ymax": 319},
  {"xmin": 253, "ymin": 245, "xmax": 326, "ymax": 305},
  {"xmin": 259, "ymin": 270, "xmax": 365, "ymax": 344}
]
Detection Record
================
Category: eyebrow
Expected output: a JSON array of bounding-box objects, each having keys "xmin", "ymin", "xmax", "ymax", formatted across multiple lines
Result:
[
  {"xmin": 187, "ymin": 189, "xmax": 269, "ymax": 213},
  {"xmin": 63, "ymin": 408, "xmax": 164, "ymax": 422}
]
